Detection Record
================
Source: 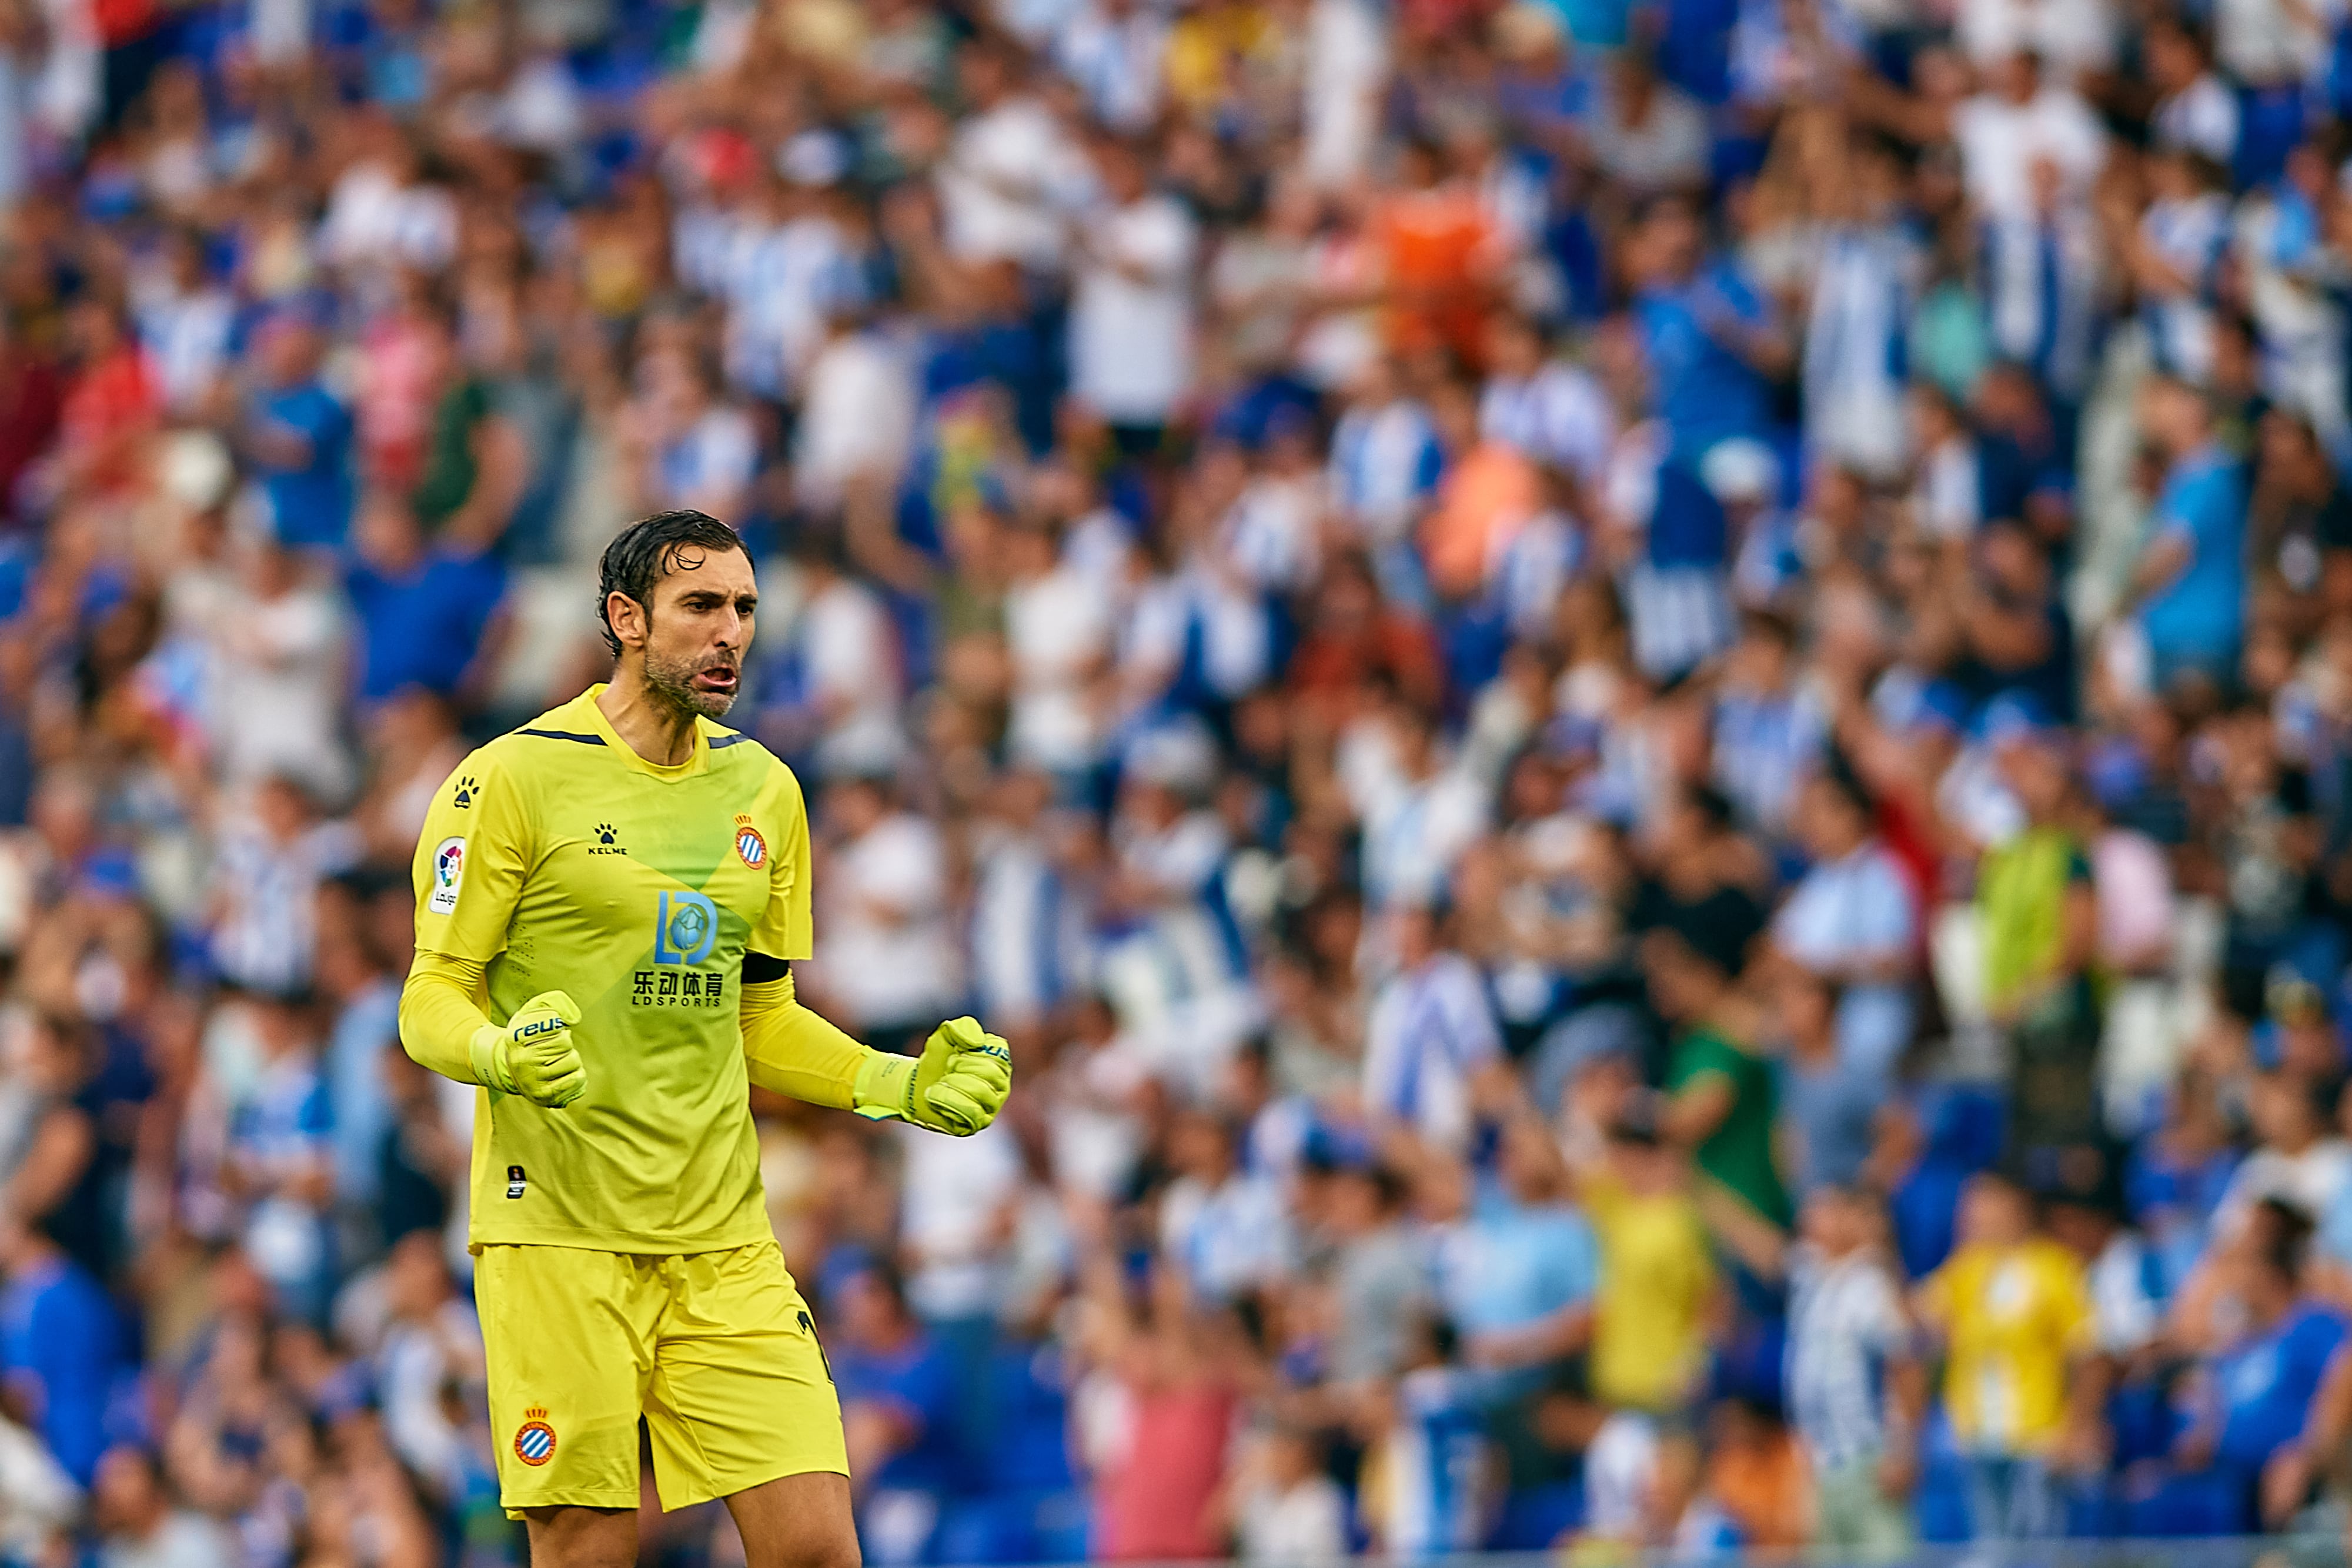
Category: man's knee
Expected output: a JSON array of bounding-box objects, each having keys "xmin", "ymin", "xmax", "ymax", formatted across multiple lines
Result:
[
  {"xmin": 522, "ymin": 1505, "xmax": 639, "ymax": 1568},
  {"xmin": 730, "ymin": 1472, "xmax": 860, "ymax": 1568}
]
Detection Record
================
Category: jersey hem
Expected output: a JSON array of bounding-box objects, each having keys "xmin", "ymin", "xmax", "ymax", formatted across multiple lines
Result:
[{"xmin": 466, "ymin": 1219, "xmax": 777, "ymax": 1257}]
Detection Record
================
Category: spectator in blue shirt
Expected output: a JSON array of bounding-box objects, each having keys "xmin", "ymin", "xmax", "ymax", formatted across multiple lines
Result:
[
  {"xmin": 2134, "ymin": 1198, "xmax": 2346, "ymax": 1534},
  {"xmin": 1625, "ymin": 196, "xmax": 1790, "ymax": 463},
  {"xmin": 343, "ymin": 491, "xmax": 508, "ymax": 707},
  {"xmin": 2134, "ymin": 376, "xmax": 2248, "ymax": 697},
  {"xmin": 239, "ymin": 315, "xmax": 353, "ymax": 551},
  {"xmin": 832, "ymin": 1264, "xmax": 964, "ymax": 1566},
  {"xmin": 0, "ymin": 1218, "xmax": 128, "ymax": 1486},
  {"xmin": 1431, "ymin": 1117, "xmax": 1598, "ymax": 1401}
]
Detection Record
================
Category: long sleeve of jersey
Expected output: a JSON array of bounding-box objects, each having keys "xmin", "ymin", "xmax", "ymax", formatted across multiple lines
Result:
[
  {"xmin": 739, "ymin": 968, "xmax": 871, "ymax": 1109},
  {"xmin": 399, "ymin": 951, "xmax": 492, "ymax": 1086}
]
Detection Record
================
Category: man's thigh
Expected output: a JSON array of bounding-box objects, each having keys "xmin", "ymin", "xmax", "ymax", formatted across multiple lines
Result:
[
  {"xmin": 477, "ymin": 1245, "xmax": 659, "ymax": 1514},
  {"xmin": 725, "ymin": 1471, "xmax": 860, "ymax": 1568},
  {"xmin": 643, "ymin": 1239, "xmax": 848, "ymax": 1512}
]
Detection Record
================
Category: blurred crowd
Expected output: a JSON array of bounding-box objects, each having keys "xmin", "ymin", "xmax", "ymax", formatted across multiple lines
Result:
[{"xmin": 17, "ymin": 0, "xmax": 2352, "ymax": 1555}]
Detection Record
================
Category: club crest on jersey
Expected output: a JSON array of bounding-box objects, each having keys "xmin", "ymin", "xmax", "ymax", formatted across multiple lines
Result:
[
  {"xmin": 654, "ymin": 890, "xmax": 718, "ymax": 965},
  {"xmin": 734, "ymin": 820, "xmax": 767, "ymax": 869},
  {"xmin": 429, "ymin": 837, "xmax": 464, "ymax": 915},
  {"xmin": 514, "ymin": 1408, "xmax": 557, "ymax": 1467}
]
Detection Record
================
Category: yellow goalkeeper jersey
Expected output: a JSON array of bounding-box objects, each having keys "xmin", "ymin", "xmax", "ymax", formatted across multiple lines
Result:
[{"xmin": 407, "ymin": 686, "xmax": 813, "ymax": 1255}]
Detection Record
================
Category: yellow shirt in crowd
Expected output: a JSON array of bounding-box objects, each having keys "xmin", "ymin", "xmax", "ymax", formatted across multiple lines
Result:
[
  {"xmin": 1918, "ymin": 1239, "xmax": 2096, "ymax": 1455},
  {"xmin": 1582, "ymin": 1168, "xmax": 1716, "ymax": 1412}
]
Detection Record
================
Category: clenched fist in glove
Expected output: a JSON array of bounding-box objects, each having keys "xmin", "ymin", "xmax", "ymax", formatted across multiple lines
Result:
[
  {"xmin": 851, "ymin": 1016, "xmax": 1013, "ymax": 1135},
  {"xmin": 469, "ymin": 991, "xmax": 587, "ymax": 1108}
]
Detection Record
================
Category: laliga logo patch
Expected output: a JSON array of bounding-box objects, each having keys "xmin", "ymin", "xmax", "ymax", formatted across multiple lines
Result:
[
  {"xmin": 429, "ymin": 837, "xmax": 465, "ymax": 915},
  {"xmin": 514, "ymin": 1407, "xmax": 557, "ymax": 1467}
]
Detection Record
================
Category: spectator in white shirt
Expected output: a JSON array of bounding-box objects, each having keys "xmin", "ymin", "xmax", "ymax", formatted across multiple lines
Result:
[
  {"xmin": 1952, "ymin": 50, "xmax": 2108, "ymax": 225},
  {"xmin": 1003, "ymin": 513, "xmax": 1114, "ymax": 778},
  {"xmin": 1055, "ymin": 0, "xmax": 1168, "ymax": 135},
  {"xmin": 761, "ymin": 533, "xmax": 906, "ymax": 780},
  {"xmin": 793, "ymin": 307, "xmax": 917, "ymax": 512},
  {"xmin": 1957, "ymin": 0, "xmax": 2114, "ymax": 82},
  {"xmin": 1068, "ymin": 134, "xmax": 1198, "ymax": 439},
  {"xmin": 812, "ymin": 774, "xmax": 963, "ymax": 1048},
  {"xmin": 2147, "ymin": 17, "xmax": 2242, "ymax": 166},
  {"xmin": 936, "ymin": 42, "xmax": 1084, "ymax": 270},
  {"xmin": 1234, "ymin": 1427, "xmax": 1351, "ymax": 1563},
  {"xmin": 1345, "ymin": 698, "xmax": 1491, "ymax": 911},
  {"xmin": 1158, "ymin": 1109, "xmax": 1294, "ymax": 1304},
  {"xmin": 1772, "ymin": 770, "xmax": 1918, "ymax": 1082}
]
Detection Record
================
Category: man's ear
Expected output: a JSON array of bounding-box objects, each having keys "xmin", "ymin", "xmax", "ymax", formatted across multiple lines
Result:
[{"xmin": 605, "ymin": 591, "xmax": 647, "ymax": 650}]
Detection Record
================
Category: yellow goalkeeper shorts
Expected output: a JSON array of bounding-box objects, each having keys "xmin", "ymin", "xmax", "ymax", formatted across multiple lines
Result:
[{"xmin": 476, "ymin": 1239, "xmax": 847, "ymax": 1515}]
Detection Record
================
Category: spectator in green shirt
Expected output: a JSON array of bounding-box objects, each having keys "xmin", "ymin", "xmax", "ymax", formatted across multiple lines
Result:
[{"xmin": 1650, "ymin": 921, "xmax": 1793, "ymax": 1234}]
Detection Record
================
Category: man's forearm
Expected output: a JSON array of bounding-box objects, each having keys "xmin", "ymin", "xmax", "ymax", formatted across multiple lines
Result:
[
  {"xmin": 399, "ymin": 951, "xmax": 493, "ymax": 1085},
  {"xmin": 740, "ymin": 969, "xmax": 876, "ymax": 1109}
]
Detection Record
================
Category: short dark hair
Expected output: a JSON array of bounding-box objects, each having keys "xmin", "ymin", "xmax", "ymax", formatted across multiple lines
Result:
[{"xmin": 596, "ymin": 510, "xmax": 745, "ymax": 658}]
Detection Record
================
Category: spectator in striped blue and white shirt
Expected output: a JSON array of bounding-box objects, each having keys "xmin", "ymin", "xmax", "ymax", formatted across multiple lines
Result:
[
  {"xmin": 1364, "ymin": 901, "xmax": 1508, "ymax": 1155},
  {"xmin": 1785, "ymin": 1184, "xmax": 1926, "ymax": 1554},
  {"xmin": 1331, "ymin": 357, "xmax": 1446, "ymax": 610}
]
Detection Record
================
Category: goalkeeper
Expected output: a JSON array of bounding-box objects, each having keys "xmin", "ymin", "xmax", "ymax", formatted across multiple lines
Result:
[{"xmin": 398, "ymin": 509, "xmax": 1010, "ymax": 1568}]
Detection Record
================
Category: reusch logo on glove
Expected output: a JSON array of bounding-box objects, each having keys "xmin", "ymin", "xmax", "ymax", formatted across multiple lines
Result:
[{"xmin": 515, "ymin": 1015, "xmax": 566, "ymax": 1040}]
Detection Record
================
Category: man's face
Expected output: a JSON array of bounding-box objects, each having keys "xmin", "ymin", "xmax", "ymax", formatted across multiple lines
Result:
[{"xmin": 618, "ymin": 543, "xmax": 757, "ymax": 718}]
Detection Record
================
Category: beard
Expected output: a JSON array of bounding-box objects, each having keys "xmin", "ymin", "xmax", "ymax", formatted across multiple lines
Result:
[{"xmin": 643, "ymin": 646, "xmax": 740, "ymax": 719}]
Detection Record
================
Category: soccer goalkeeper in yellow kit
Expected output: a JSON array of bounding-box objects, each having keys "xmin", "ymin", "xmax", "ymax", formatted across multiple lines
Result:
[{"xmin": 398, "ymin": 510, "xmax": 1011, "ymax": 1568}]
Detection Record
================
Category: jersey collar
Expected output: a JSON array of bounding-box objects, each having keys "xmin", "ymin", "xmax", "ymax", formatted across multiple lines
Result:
[{"xmin": 574, "ymin": 683, "xmax": 711, "ymax": 780}]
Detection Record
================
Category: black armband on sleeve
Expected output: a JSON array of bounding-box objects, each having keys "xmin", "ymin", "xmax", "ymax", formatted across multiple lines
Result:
[{"xmin": 743, "ymin": 951, "xmax": 793, "ymax": 985}]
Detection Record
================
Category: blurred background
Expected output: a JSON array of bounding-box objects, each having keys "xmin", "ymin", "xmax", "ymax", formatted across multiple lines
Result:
[{"xmin": 8, "ymin": 0, "xmax": 2352, "ymax": 1558}]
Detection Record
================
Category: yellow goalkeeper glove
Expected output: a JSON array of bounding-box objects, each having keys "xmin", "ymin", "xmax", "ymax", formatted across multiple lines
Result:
[
  {"xmin": 852, "ymin": 1016, "xmax": 1012, "ymax": 1135},
  {"xmin": 468, "ymin": 990, "xmax": 586, "ymax": 1108}
]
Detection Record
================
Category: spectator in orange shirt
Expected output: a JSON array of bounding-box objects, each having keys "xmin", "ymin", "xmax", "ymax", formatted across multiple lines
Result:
[
  {"xmin": 1421, "ymin": 379, "xmax": 1539, "ymax": 600},
  {"xmin": 1372, "ymin": 139, "xmax": 1507, "ymax": 367}
]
